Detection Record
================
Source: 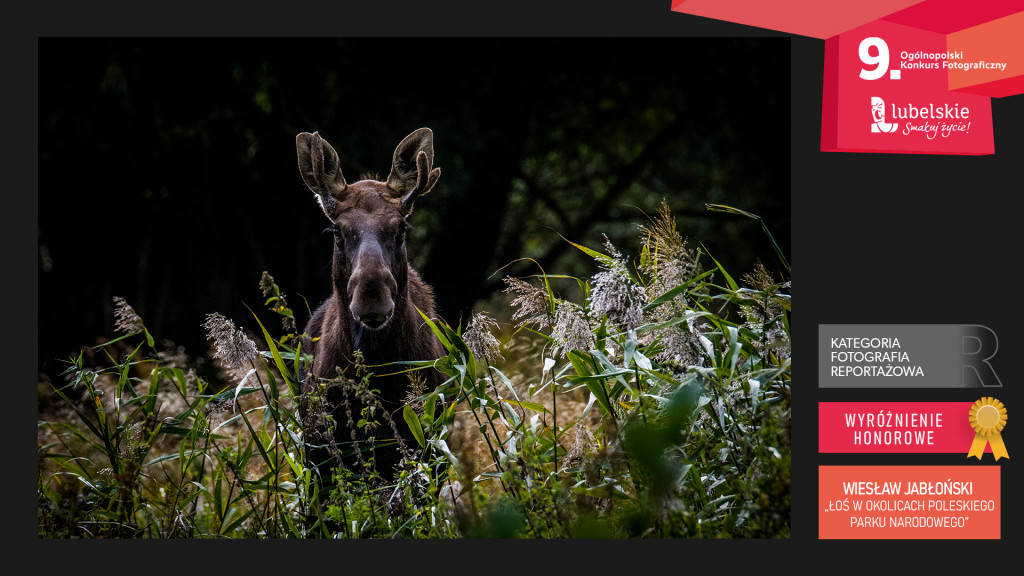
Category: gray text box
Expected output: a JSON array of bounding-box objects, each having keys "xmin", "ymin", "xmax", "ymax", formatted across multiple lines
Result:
[{"xmin": 818, "ymin": 324, "xmax": 1002, "ymax": 388}]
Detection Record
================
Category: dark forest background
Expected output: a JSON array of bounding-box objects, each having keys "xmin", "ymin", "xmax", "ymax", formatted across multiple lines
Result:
[{"xmin": 38, "ymin": 38, "xmax": 790, "ymax": 382}]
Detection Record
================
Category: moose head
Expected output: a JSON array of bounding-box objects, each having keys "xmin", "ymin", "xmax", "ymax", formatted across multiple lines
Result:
[{"xmin": 296, "ymin": 128, "xmax": 441, "ymax": 335}]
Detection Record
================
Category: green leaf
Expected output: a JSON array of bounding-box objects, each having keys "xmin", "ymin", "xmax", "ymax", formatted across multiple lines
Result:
[
  {"xmin": 594, "ymin": 315, "xmax": 608, "ymax": 356},
  {"xmin": 423, "ymin": 393, "xmax": 438, "ymax": 425},
  {"xmin": 234, "ymin": 369, "xmax": 256, "ymax": 407},
  {"xmin": 403, "ymin": 404, "xmax": 425, "ymax": 448},
  {"xmin": 688, "ymin": 463, "xmax": 709, "ymax": 509},
  {"xmin": 437, "ymin": 318, "xmax": 477, "ymax": 382},
  {"xmin": 567, "ymin": 350, "xmax": 595, "ymax": 378},
  {"xmin": 178, "ymin": 434, "xmax": 188, "ymax": 475},
  {"xmin": 171, "ymin": 367, "xmax": 189, "ymax": 398},
  {"xmin": 120, "ymin": 393, "xmax": 155, "ymax": 409},
  {"xmin": 47, "ymin": 383, "xmax": 104, "ymax": 441},
  {"xmin": 280, "ymin": 501, "xmax": 302, "ymax": 537},
  {"xmin": 563, "ymin": 237, "xmax": 615, "ymax": 268},
  {"xmin": 221, "ymin": 506, "xmax": 256, "ymax": 536},
  {"xmin": 623, "ymin": 330, "xmax": 636, "ymax": 369},
  {"xmin": 633, "ymin": 310, "xmax": 710, "ymax": 334},
  {"xmin": 428, "ymin": 438, "xmax": 459, "ymax": 467},
  {"xmin": 442, "ymin": 398, "xmax": 459, "ymax": 426},
  {"xmin": 89, "ymin": 331, "xmax": 140, "ymax": 349},
  {"xmin": 236, "ymin": 408, "xmax": 275, "ymax": 474},
  {"xmin": 569, "ymin": 368, "xmax": 634, "ymax": 384},
  {"xmin": 580, "ymin": 378, "xmax": 612, "ymax": 417},
  {"xmin": 292, "ymin": 339, "xmax": 305, "ymax": 387},
  {"xmin": 489, "ymin": 366, "xmax": 521, "ymax": 402},
  {"xmin": 212, "ymin": 413, "xmax": 243, "ymax": 434},
  {"xmin": 726, "ymin": 325, "xmax": 742, "ymax": 375},
  {"xmin": 144, "ymin": 452, "xmax": 181, "ymax": 466},
  {"xmin": 633, "ymin": 350, "xmax": 652, "ymax": 371},
  {"xmin": 502, "ymin": 399, "xmax": 552, "ymax": 415}
]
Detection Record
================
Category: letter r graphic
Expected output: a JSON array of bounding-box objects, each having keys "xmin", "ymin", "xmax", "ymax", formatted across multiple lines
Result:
[{"xmin": 961, "ymin": 325, "xmax": 1002, "ymax": 388}]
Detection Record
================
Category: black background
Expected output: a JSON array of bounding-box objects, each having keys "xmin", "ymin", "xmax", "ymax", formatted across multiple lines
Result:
[{"xmin": 21, "ymin": 0, "xmax": 1022, "ymax": 569}]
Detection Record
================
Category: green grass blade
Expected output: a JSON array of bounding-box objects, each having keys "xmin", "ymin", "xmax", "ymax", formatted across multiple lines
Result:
[
  {"xmin": 706, "ymin": 203, "xmax": 790, "ymax": 273},
  {"xmin": 699, "ymin": 242, "xmax": 738, "ymax": 291},
  {"xmin": 249, "ymin": 307, "xmax": 298, "ymax": 398},
  {"xmin": 416, "ymin": 307, "xmax": 452, "ymax": 350}
]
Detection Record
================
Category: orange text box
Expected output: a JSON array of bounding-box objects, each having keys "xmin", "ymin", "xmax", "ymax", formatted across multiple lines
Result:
[{"xmin": 819, "ymin": 465, "xmax": 1000, "ymax": 539}]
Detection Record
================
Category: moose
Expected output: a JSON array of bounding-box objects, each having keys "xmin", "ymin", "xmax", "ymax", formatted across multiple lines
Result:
[{"xmin": 295, "ymin": 128, "xmax": 445, "ymax": 480}]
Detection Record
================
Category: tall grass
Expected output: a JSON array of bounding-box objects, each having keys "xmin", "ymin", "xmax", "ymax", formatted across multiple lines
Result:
[{"xmin": 37, "ymin": 201, "xmax": 790, "ymax": 538}]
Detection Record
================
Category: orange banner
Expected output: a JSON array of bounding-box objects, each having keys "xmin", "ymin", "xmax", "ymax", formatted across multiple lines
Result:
[{"xmin": 819, "ymin": 466, "xmax": 1000, "ymax": 539}]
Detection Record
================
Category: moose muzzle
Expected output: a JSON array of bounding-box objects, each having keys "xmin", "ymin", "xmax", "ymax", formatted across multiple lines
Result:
[{"xmin": 347, "ymin": 238, "xmax": 398, "ymax": 329}]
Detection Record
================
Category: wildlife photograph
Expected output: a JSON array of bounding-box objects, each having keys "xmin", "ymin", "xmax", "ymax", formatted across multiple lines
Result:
[{"xmin": 37, "ymin": 37, "xmax": 791, "ymax": 538}]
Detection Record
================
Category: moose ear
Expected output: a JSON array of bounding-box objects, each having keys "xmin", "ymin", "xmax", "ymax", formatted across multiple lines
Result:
[
  {"xmin": 387, "ymin": 128, "xmax": 441, "ymax": 213},
  {"xmin": 296, "ymin": 131, "xmax": 347, "ymax": 216},
  {"xmin": 386, "ymin": 128, "xmax": 433, "ymax": 195}
]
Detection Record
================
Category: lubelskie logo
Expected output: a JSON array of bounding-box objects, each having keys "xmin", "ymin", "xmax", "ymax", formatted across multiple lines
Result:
[
  {"xmin": 870, "ymin": 97, "xmax": 972, "ymax": 139},
  {"xmin": 870, "ymin": 97, "xmax": 898, "ymax": 133}
]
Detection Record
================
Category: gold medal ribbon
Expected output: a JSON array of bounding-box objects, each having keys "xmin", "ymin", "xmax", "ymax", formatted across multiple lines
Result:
[{"xmin": 967, "ymin": 397, "xmax": 1008, "ymax": 460}]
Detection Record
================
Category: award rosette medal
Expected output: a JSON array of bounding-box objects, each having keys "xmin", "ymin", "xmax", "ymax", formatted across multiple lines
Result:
[{"xmin": 968, "ymin": 397, "xmax": 1008, "ymax": 460}]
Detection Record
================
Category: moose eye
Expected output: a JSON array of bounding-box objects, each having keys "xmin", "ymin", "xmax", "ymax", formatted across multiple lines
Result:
[
  {"xmin": 397, "ymin": 222, "xmax": 410, "ymax": 243},
  {"xmin": 325, "ymin": 225, "xmax": 340, "ymax": 237}
]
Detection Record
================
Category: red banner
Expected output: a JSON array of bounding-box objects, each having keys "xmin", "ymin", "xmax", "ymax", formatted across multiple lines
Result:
[{"xmin": 819, "ymin": 402, "xmax": 987, "ymax": 453}]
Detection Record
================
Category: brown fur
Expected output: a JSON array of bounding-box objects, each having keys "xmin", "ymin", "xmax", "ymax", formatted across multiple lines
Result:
[{"xmin": 295, "ymin": 129, "xmax": 445, "ymax": 479}]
